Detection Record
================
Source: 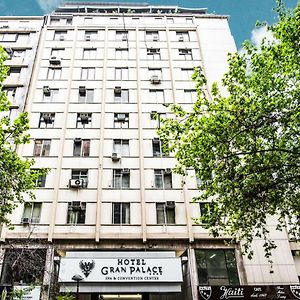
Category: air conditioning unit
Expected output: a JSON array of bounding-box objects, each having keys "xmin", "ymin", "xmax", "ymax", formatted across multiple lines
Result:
[
  {"xmin": 79, "ymin": 86, "xmax": 86, "ymax": 96},
  {"xmin": 42, "ymin": 113, "xmax": 52, "ymax": 123},
  {"xmin": 178, "ymin": 36, "xmax": 184, "ymax": 42},
  {"xmin": 166, "ymin": 201, "xmax": 175, "ymax": 209},
  {"xmin": 150, "ymin": 75, "xmax": 161, "ymax": 84},
  {"xmin": 122, "ymin": 168, "xmax": 130, "ymax": 174},
  {"xmin": 74, "ymin": 137, "xmax": 82, "ymax": 143},
  {"xmin": 153, "ymin": 35, "xmax": 158, "ymax": 41},
  {"xmin": 71, "ymin": 201, "xmax": 81, "ymax": 210},
  {"xmin": 22, "ymin": 217, "xmax": 30, "ymax": 225},
  {"xmin": 69, "ymin": 178, "xmax": 84, "ymax": 188},
  {"xmin": 111, "ymin": 152, "xmax": 121, "ymax": 162},
  {"xmin": 49, "ymin": 56, "xmax": 61, "ymax": 65},
  {"xmin": 59, "ymin": 35, "xmax": 65, "ymax": 41},
  {"xmin": 114, "ymin": 86, "xmax": 122, "ymax": 94},
  {"xmin": 117, "ymin": 113, "xmax": 126, "ymax": 121},
  {"xmin": 85, "ymin": 35, "xmax": 91, "ymax": 41},
  {"xmin": 43, "ymin": 86, "xmax": 51, "ymax": 96},
  {"xmin": 122, "ymin": 34, "xmax": 127, "ymax": 41},
  {"xmin": 79, "ymin": 113, "xmax": 89, "ymax": 122},
  {"xmin": 165, "ymin": 168, "xmax": 172, "ymax": 174}
]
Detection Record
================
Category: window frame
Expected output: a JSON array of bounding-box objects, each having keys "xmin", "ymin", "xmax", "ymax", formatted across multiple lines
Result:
[
  {"xmin": 33, "ymin": 139, "xmax": 51, "ymax": 157},
  {"xmin": 73, "ymin": 139, "xmax": 90, "ymax": 157},
  {"xmin": 112, "ymin": 169, "xmax": 130, "ymax": 189},
  {"xmin": 112, "ymin": 202, "xmax": 130, "ymax": 224},
  {"xmin": 156, "ymin": 203, "xmax": 175, "ymax": 225}
]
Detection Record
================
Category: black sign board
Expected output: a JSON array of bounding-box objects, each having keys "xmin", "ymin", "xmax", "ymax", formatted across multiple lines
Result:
[{"xmin": 198, "ymin": 285, "xmax": 300, "ymax": 300}]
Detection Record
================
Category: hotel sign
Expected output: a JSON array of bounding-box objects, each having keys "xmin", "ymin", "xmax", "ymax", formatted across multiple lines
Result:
[{"xmin": 59, "ymin": 257, "xmax": 183, "ymax": 282}]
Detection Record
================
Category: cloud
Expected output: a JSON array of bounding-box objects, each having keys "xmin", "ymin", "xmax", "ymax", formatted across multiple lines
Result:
[
  {"xmin": 251, "ymin": 26, "xmax": 274, "ymax": 46},
  {"xmin": 36, "ymin": 0, "xmax": 64, "ymax": 13}
]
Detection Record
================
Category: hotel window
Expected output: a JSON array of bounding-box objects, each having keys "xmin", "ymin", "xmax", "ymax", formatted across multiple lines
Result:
[
  {"xmin": 33, "ymin": 139, "xmax": 51, "ymax": 157},
  {"xmin": 32, "ymin": 170, "xmax": 46, "ymax": 188},
  {"xmin": 184, "ymin": 89, "xmax": 197, "ymax": 103},
  {"xmin": 112, "ymin": 203, "xmax": 130, "ymax": 224},
  {"xmin": 80, "ymin": 67, "xmax": 95, "ymax": 80},
  {"xmin": 73, "ymin": 139, "xmax": 90, "ymax": 157},
  {"xmin": 84, "ymin": 30, "xmax": 97, "ymax": 40},
  {"xmin": 78, "ymin": 87, "xmax": 94, "ymax": 103},
  {"xmin": 113, "ymin": 139, "xmax": 130, "ymax": 156},
  {"xmin": 71, "ymin": 169, "xmax": 88, "ymax": 187},
  {"xmin": 179, "ymin": 49, "xmax": 193, "ymax": 60},
  {"xmin": 150, "ymin": 112, "xmax": 166, "ymax": 128},
  {"xmin": 114, "ymin": 88, "xmax": 129, "ymax": 103},
  {"xmin": 38, "ymin": 113, "xmax": 55, "ymax": 128},
  {"xmin": 67, "ymin": 202, "xmax": 86, "ymax": 224},
  {"xmin": 176, "ymin": 31, "xmax": 190, "ymax": 41},
  {"xmin": 114, "ymin": 113, "xmax": 129, "ymax": 128},
  {"xmin": 51, "ymin": 48, "xmax": 64, "ymax": 57},
  {"xmin": 152, "ymin": 138, "xmax": 168, "ymax": 157},
  {"xmin": 53, "ymin": 30, "xmax": 67, "ymax": 41},
  {"xmin": 146, "ymin": 30, "xmax": 159, "ymax": 41},
  {"xmin": 156, "ymin": 202, "xmax": 175, "ymax": 224},
  {"xmin": 147, "ymin": 48, "xmax": 161, "ymax": 60},
  {"xmin": 115, "ymin": 48, "xmax": 129, "ymax": 60},
  {"xmin": 113, "ymin": 169, "xmax": 130, "ymax": 189},
  {"xmin": 43, "ymin": 88, "xmax": 59, "ymax": 102},
  {"xmin": 116, "ymin": 30, "xmax": 128, "ymax": 41},
  {"xmin": 47, "ymin": 68, "xmax": 62, "ymax": 80},
  {"xmin": 149, "ymin": 89, "xmax": 164, "ymax": 104},
  {"xmin": 76, "ymin": 113, "xmax": 92, "ymax": 129},
  {"xmin": 83, "ymin": 48, "xmax": 97, "ymax": 59},
  {"xmin": 22, "ymin": 203, "xmax": 42, "ymax": 224},
  {"xmin": 195, "ymin": 249, "xmax": 239, "ymax": 285},
  {"xmin": 181, "ymin": 68, "xmax": 194, "ymax": 80},
  {"xmin": 154, "ymin": 169, "xmax": 172, "ymax": 189},
  {"xmin": 0, "ymin": 33, "xmax": 17, "ymax": 42},
  {"xmin": 115, "ymin": 67, "xmax": 129, "ymax": 80}
]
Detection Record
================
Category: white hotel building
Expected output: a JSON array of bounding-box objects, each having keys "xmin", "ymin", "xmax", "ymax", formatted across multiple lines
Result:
[{"xmin": 0, "ymin": 3, "xmax": 299, "ymax": 300}]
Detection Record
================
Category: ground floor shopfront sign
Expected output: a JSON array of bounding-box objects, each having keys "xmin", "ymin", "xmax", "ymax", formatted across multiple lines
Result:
[
  {"xmin": 199, "ymin": 285, "xmax": 300, "ymax": 300},
  {"xmin": 59, "ymin": 257, "xmax": 183, "ymax": 282}
]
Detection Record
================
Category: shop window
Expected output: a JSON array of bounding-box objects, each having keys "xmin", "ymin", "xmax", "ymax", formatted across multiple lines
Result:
[
  {"xmin": 115, "ymin": 67, "xmax": 129, "ymax": 80},
  {"xmin": 147, "ymin": 48, "xmax": 161, "ymax": 60},
  {"xmin": 154, "ymin": 169, "xmax": 172, "ymax": 189},
  {"xmin": 83, "ymin": 48, "xmax": 97, "ymax": 59},
  {"xmin": 38, "ymin": 113, "xmax": 55, "ymax": 128},
  {"xmin": 67, "ymin": 202, "xmax": 86, "ymax": 224},
  {"xmin": 113, "ymin": 169, "xmax": 130, "ymax": 189},
  {"xmin": 156, "ymin": 202, "xmax": 175, "ymax": 224},
  {"xmin": 33, "ymin": 139, "xmax": 51, "ymax": 156},
  {"xmin": 114, "ymin": 88, "xmax": 129, "ymax": 103},
  {"xmin": 80, "ymin": 67, "xmax": 95, "ymax": 80},
  {"xmin": 78, "ymin": 88, "xmax": 94, "ymax": 103},
  {"xmin": 71, "ymin": 169, "xmax": 88, "ymax": 187},
  {"xmin": 114, "ymin": 113, "xmax": 129, "ymax": 128},
  {"xmin": 53, "ymin": 30, "xmax": 67, "ymax": 40},
  {"xmin": 73, "ymin": 139, "xmax": 90, "ymax": 157},
  {"xmin": 76, "ymin": 113, "xmax": 92, "ymax": 129},
  {"xmin": 112, "ymin": 203, "xmax": 130, "ymax": 224},
  {"xmin": 22, "ymin": 202, "xmax": 41, "ymax": 224},
  {"xmin": 115, "ymin": 48, "xmax": 129, "ymax": 59},
  {"xmin": 196, "ymin": 249, "xmax": 240, "ymax": 285},
  {"xmin": 113, "ymin": 139, "xmax": 129, "ymax": 156},
  {"xmin": 179, "ymin": 48, "xmax": 193, "ymax": 60}
]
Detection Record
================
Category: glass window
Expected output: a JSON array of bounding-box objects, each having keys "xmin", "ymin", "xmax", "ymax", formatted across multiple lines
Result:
[
  {"xmin": 8, "ymin": 67, "xmax": 21, "ymax": 79},
  {"xmin": 113, "ymin": 169, "xmax": 130, "ymax": 189},
  {"xmin": 84, "ymin": 30, "xmax": 97, "ymax": 40},
  {"xmin": 78, "ymin": 88, "xmax": 94, "ymax": 103},
  {"xmin": 71, "ymin": 169, "xmax": 88, "ymax": 187},
  {"xmin": 195, "ymin": 249, "xmax": 239, "ymax": 285},
  {"xmin": 67, "ymin": 202, "xmax": 86, "ymax": 224},
  {"xmin": 115, "ymin": 48, "xmax": 129, "ymax": 60},
  {"xmin": 116, "ymin": 30, "xmax": 128, "ymax": 41},
  {"xmin": 146, "ymin": 31, "xmax": 159, "ymax": 41},
  {"xmin": 84, "ymin": 17, "xmax": 93, "ymax": 24},
  {"xmin": 150, "ymin": 112, "xmax": 166, "ymax": 129},
  {"xmin": 22, "ymin": 203, "xmax": 42, "ymax": 224},
  {"xmin": 76, "ymin": 113, "xmax": 92, "ymax": 128},
  {"xmin": 112, "ymin": 203, "xmax": 130, "ymax": 224},
  {"xmin": 115, "ymin": 67, "xmax": 129, "ymax": 80},
  {"xmin": 83, "ymin": 48, "xmax": 97, "ymax": 59},
  {"xmin": 156, "ymin": 203, "xmax": 175, "ymax": 224},
  {"xmin": 47, "ymin": 68, "xmax": 62, "ymax": 80},
  {"xmin": 114, "ymin": 89, "xmax": 129, "ymax": 103},
  {"xmin": 33, "ymin": 139, "xmax": 51, "ymax": 156},
  {"xmin": 38, "ymin": 113, "xmax": 55, "ymax": 128},
  {"xmin": 114, "ymin": 113, "xmax": 129, "ymax": 128},
  {"xmin": 186, "ymin": 18, "xmax": 193, "ymax": 24},
  {"xmin": 113, "ymin": 139, "xmax": 129, "ymax": 156},
  {"xmin": 154, "ymin": 169, "xmax": 172, "ymax": 189},
  {"xmin": 31, "ymin": 170, "xmax": 46, "ymax": 188},
  {"xmin": 181, "ymin": 68, "xmax": 194, "ymax": 80},
  {"xmin": 179, "ymin": 49, "xmax": 193, "ymax": 60},
  {"xmin": 3, "ymin": 87, "xmax": 17, "ymax": 101},
  {"xmin": 148, "ymin": 68, "xmax": 162, "ymax": 79},
  {"xmin": 43, "ymin": 88, "xmax": 59, "ymax": 102},
  {"xmin": 0, "ymin": 33, "xmax": 17, "ymax": 42},
  {"xmin": 149, "ymin": 90, "xmax": 165, "ymax": 104},
  {"xmin": 167, "ymin": 18, "xmax": 174, "ymax": 23},
  {"xmin": 51, "ymin": 48, "xmax": 64, "ymax": 57},
  {"xmin": 176, "ymin": 31, "xmax": 189, "ymax": 41},
  {"xmin": 80, "ymin": 68, "xmax": 95, "ymax": 80},
  {"xmin": 73, "ymin": 139, "xmax": 90, "ymax": 157},
  {"xmin": 184, "ymin": 89, "xmax": 197, "ymax": 103},
  {"xmin": 147, "ymin": 48, "xmax": 161, "ymax": 60},
  {"xmin": 152, "ymin": 138, "xmax": 168, "ymax": 157},
  {"xmin": 53, "ymin": 30, "xmax": 67, "ymax": 40}
]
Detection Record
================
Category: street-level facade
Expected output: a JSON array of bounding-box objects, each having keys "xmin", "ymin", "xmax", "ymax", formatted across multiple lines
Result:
[{"xmin": 0, "ymin": 3, "xmax": 299, "ymax": 300}]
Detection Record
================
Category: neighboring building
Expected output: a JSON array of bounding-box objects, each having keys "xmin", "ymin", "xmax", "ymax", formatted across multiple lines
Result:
[{"xmin": 0, "ymin": 3, "xmax": 299, "ymax": 300}]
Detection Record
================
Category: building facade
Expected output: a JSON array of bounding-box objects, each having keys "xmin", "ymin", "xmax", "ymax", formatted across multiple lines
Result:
[{"xmin": 0, "ymin": 3, "xmax": 299, "ymax": 300}]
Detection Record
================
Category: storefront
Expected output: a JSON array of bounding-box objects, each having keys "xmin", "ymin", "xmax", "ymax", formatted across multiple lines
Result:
[{"xmin": 58, "ymin": 251, "xmax": 183, "ymax": 300}]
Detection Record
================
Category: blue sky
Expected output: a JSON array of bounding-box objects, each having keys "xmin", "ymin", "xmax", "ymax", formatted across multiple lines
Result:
[{"xmin": 0, "ymin": 0, "xmax": 298, "ymax": 47}]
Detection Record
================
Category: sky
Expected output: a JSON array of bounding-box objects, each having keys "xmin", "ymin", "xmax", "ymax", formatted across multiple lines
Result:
[{"xmin": 0, "ymin": 0, "xmax": 298, "ymax": 47}]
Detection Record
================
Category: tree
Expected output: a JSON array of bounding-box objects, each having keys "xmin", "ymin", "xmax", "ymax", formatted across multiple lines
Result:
[
  {"xmin": 0, "ymin": 46, "xmax": 47, "ymax": 228},
  {"xmin": 158, "ymin": 1, "xmax": 300, "ymax": 261}
]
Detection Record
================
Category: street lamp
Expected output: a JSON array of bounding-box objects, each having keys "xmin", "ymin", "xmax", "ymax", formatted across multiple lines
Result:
[{"xmin": 72, "ymin": 274, "xmax": 83, "ymax": 300}]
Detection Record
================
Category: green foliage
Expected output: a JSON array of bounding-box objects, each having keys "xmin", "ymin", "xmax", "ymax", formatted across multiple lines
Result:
[
  {"xmin": 0, "ymin": 46, "xmax": 48, "ymax": 228},
  {"xmin": 55, "ymin": 293, "xmax": 75, "ymax": 300},
  {"xmin": 158, "ymin": 0, "xmax": 300, "ymax": 261}
]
